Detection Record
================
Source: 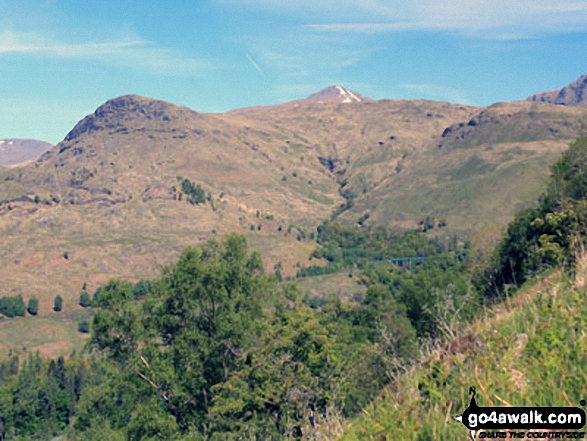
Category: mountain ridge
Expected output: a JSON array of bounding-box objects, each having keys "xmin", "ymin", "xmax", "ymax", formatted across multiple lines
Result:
[
  {"xmin": 527, "ymin": 74, "xmax": 587, "ymax": 106},
  {"xmin": 1, "ymin": 85, "xmax": 587, "ymax": 313}
]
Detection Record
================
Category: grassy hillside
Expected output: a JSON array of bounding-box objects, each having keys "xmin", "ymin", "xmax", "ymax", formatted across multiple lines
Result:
[
  {"xmin": 0, "ymin": 309, "xmax": 91, "ymax": 361},
  {"xmin": 346, "ymin": 139, "xmax": 568, "ymax": 235},
  {"xmin": 334, "ymin": 266, "xmax": 587, "ymax": 440}
]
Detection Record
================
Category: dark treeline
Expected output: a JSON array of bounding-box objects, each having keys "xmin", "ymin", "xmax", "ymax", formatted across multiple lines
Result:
[
  {"xmin": 1, "ymin": 136, "xmax": 586, "ymax": 439},
  {"xmin": 296, "ymin": 222, "xmax": 445, "ymax": 277},
  {"xmin": 0, "ymin": 352, "xmax": 101, "ymax": 440}
]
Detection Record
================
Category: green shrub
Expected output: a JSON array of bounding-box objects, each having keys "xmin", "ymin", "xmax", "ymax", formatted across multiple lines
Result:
[
  {"xmin": 78, "ymin": 320, "xmax": 90, "ymax": 333},
  {"xmin": 0, "ymin": 295, "xmax": 26, "ymax": 317},
  {"xmin": 54, "ymin": 295, "xmax": 63, "ymax": 312},
  {"xmin": 27, "ymin": 297, "xmax": 39, "ymax": 316},
  {"xmin": 80, "ymin": 291, "xmax": 92, "ymax": 308},
  {"xmin": 132, "ymin": 280, "xmax": 152, "ymax": 299},
  {"xmin": 180, "ymin": 178, "xmax": 206, "ymax": 204}
]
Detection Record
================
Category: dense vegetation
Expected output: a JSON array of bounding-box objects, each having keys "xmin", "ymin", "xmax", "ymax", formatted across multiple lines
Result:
[
  {"xmin": 0, "ymin": 233, "xmax": 471, "ymax": 440},
  {"xmin": 477, "ymin": 135, "xmax": 587, "ymax": 297},
  {"xmin": 175, "ymin": 177, "xmax": 209, "ymax": 205},
  {"xmin": 0, "ymin": 296, "xmax": 26, "ymax": 318},
  {"xmin": 1, "ymin": 136, "xmax": 587, "ymax": 439},
  {"xmin": 342, "ymin": 268, "xmax": 587, "ymax": 439},
  {"xmin": 297, "ymin": 221, "xmax": 473, "ymax": 339},
  {"xmin": 296, "ymin": 221, "xmax": 446, "ymax": 277},
  {"xmin": 0, "ymin": 353, "xmax": 98, "ymax": 440}
]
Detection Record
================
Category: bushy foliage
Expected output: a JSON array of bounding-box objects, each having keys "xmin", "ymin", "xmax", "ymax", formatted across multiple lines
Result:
[
  {"xmin": 296, "ymin": 222, "xmax": 475, "ymax": 340},
  {"xmin": 477, "ymin": 136, "xmax": 587, "ymax": 298},
  {"xmin": 0, "ymin": 353, "xmax": 99, "ymax": 440},
  {"xmin": 53, "ymin": 295, "xmax": 63, "ymax": 312},
  {"xmin": 41, "ymin": 234, "xmax": 425, "ymax": 439},
  {"xmin": 79, "ymin": 291, "xmax": 91, "ymax": 308},
  {"xmin": 78, "ymin": 320, "xmax": 90, "ymax": 333},
  {"xmin": 359, "ymin": 254, "xmax": 476, "ymax": 338},
  {"xmin": 132, "ymin": 279, "xmax": 152, "ymax": 299},
  {"xmin": 0, "ymin": 295, "xmax": 26, "ymax": 318},
  {"xmin": 296, "ymin": 262, "xmax": 343, "ymax": 277},
  {"xmin": 297, "ymin": 222, "xmax": 444, "ymax": 278},
  {"xmin": 179, "ymin": 177, "xmax": 207, "ymax": 204},
  {"xmin": 27, "ymin": 297, "xmax": 39, "ymax": 316}
]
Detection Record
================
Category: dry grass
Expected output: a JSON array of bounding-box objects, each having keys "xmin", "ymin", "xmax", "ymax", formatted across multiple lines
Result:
[{"xmin": 0, "ymin": 310, "xmax": 92, "ymax": 360}]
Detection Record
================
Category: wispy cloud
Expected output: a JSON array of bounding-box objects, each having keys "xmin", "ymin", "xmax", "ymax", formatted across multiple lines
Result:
[
  {"xmin": 250, "ymin": 38, "xmax": 383, "ymax": 77},
  {"xmin": 0, "ymin": 29, "xmax": 210, "ymax": 75},
  {"xmin": 400, "ymin": 84, "xmax": 472, "ymax": 105},
  {"xmin": 221, "ymin": 0, "xmax": 587, "ymax": 38}
]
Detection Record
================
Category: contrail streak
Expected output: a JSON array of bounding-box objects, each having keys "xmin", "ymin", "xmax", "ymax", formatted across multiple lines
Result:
[{"xmin": 246, "ymin": 52, "xmax": 263, "ymax": 75}]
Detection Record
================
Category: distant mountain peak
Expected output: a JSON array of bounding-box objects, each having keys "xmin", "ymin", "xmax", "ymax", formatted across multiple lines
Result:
[
  {"xmin": 527, "ymin": 74, "xmax": 587, "ymax": 107},
  {"xmin": 0, "ymin": 138, "xmax": 53, "ymax": 167},
  {"xmin": 228, "ymin": 85, "xmax": 371, "ymax": 114},
  {"xmin": 304, "ymin": 85, "xmax": 371, "ymax": 104}
]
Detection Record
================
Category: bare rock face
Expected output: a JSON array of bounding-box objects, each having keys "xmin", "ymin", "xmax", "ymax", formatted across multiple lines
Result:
[
  {"xmin": 64, "ymin": 95, "xmax": 200, "ymax": 142},
  {"xmin": 528, "ymin": 74, "xmax": 587, "ymax": 106}
]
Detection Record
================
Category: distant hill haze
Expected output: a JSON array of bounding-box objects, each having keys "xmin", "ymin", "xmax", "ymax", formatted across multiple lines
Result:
[
  {"xmin": 527, "ymin": 74, "xmax": 587, "ymax": 106},
  {"xmin": 0, "ymin": 139, "xmax": 53, "ymax": 167},
  {"xmin": 1, "ymin": 83, "xmax": 587, "ymax": 312}
]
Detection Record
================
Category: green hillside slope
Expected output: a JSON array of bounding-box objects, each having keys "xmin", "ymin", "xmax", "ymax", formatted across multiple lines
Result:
[{"xmin": 336, "ymin": 268, "xmax": 587, "ymax": 440}]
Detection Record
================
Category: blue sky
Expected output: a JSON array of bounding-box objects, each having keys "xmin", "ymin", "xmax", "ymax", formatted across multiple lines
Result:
[{"xmin": 1, "ymin": 0, "xmax": 587, "ymax": 144}]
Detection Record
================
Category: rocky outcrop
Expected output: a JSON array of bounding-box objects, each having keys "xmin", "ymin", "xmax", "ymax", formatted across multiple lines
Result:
[{"xmin": 528, "ymin": 74, "xmax": 587, "ymax": 107}]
